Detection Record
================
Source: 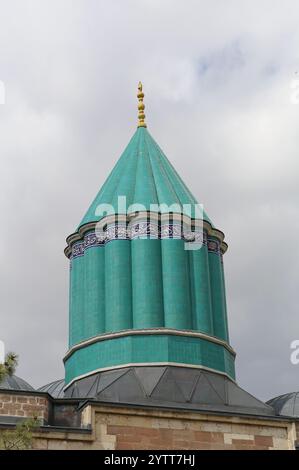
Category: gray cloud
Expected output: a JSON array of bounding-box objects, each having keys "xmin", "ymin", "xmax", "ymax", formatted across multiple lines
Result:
[{"xmin": 0, "ymin": 0, "xmax": 298, "ymax": 401}]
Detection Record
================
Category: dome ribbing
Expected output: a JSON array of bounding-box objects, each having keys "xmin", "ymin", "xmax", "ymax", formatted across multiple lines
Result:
[
  {"xmin": 267, "ymin": 392, "xmax": 299, "ymax": 417},
  {"xmin": 0, "ymin": 375, "xmax": 34, "ymax": 392},
  {"xmin": 64, "ymin": 122, "xmax": 233, "ymax": 390},
  {"xmin": 77, "ymin": 127, "xmax": 211, "ymax": 229}
]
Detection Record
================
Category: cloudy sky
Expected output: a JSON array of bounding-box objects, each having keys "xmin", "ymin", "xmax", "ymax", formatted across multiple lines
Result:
[{"xmin": 0, "ymin": 0, "xmax": 298, "ymax": 401}]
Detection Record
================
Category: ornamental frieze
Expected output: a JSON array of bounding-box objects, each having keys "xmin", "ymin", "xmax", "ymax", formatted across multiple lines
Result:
[{"xmin": 70, "ymin": 223, "xmax": 216, "ymax": 260}]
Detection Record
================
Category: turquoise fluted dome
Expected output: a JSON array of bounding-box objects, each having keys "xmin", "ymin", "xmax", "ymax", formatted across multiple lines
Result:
[
  {"xmin": 78, "ymin": 127, "xmax": 211, "ymax": 227},
  {"xmin": 63, "ymin": 125, "xmax": 234, "ymax": 390}
]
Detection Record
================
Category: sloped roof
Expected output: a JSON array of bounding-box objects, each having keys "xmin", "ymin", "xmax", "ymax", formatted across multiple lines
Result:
[
  {"xmin": 0, "ymin": 374, "xmax": 34, "ymax": 392},
  {"xmin": 78, "ymin": 127, "xmax": 211, "ymax": 229},
  {"xmin": 38, "ymin": 379, "xmax": 65, "ymax": 398},
  {"xmin": 63, "ymin": 366, "xmax": 275, "ymax": 417},
  {"xmin": 267, "ymin": 392, "xmax": 299, "ymax": 417}
]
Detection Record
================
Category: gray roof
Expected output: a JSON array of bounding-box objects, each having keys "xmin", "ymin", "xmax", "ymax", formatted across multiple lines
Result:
[
  {"xmin": 63, "ymin": 366, "xmax": 275, "ymax": 417},
  {"xmin": 0, "ymin": 374, "xmax": 34, "ymax": 392},
  {"xmin": 267, "ymin": 392, "xmax": 299, "ymax": 418},
  {"xmin": 38, "ymin": 379, "xmax": 65, "ymax": 398}
]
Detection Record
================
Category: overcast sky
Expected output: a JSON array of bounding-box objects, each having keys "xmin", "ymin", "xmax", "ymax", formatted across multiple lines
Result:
[{"xmin": 0, "ymin": 0, "xmax": 298, "ymax": 402}]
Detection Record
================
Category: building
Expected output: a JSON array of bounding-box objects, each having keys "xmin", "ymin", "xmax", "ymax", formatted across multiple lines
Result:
[{"xmin": 0, "ymin": 84, "xmax": 297, "ymax": 450}]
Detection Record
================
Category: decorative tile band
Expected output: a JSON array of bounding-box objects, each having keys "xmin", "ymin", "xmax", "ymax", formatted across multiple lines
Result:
[
  {"xmin": 70, "ymin": 223, "xmax": 221, "ymax": 260},
  {"xmin": 207, "ymin": 239, "xmax": 221, "ymax": 254},
  {"xmin": 65, "ymin": 212, "xmax": 228, "ymax": 259}
]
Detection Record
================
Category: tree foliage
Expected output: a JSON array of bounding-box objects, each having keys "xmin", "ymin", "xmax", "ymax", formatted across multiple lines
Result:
[
  {"xmin": 0, "ymin": 417, "xmax": 40, "ymax": 450},
  {"xmin": 0, "ymin": 352, "xmax": 40, "ymax": 450},
  {"xmin": 0, "ymin": 352, "xmax": 18, "ymax": 382}
]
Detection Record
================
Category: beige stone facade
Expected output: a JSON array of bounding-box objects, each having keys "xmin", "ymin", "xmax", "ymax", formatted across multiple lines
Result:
[
  {"xmin": 0, "ymin": 390, "xmax": 297, "ymax": 450},
  {"xmin": 35, "ymin": 403, "xmax": 296, "ymax": 450}
]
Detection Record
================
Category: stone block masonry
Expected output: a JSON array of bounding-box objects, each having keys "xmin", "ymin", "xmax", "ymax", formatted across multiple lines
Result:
[
  {"xmin": 33, "ymin": 403, "xmax": 297, "ymax": 450},
  {"xmin": 0, "ymin": 393, "xmax": 48, "ymax": 423},
  {"xmin": 0, "ymin": 390, "xmax": 297, "ymax": 449},
  {"xmin": 88, "ymin": 405, "xmax": 296, "ymax": 450}
]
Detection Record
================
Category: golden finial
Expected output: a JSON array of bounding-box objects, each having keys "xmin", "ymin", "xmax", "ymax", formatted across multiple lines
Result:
[{"xmin": 137, "ymin": 81, "xmax": 147, "ymax": 128}]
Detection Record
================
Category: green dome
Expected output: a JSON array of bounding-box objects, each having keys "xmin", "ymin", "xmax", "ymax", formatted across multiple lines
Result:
[
  {"xmin": 64, "ymin": 123, "xmax": 233, "ymax": 390},
  {"xmin": 78, "ymin": 127, "xmax": 211, "ymax": 228}
]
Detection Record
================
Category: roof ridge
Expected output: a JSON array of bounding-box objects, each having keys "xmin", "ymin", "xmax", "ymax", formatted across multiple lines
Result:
[
  {"xmin": 144, "ymin": 130, "xmax": 181, "ymax": 207},
  {"xmin": 149, "ymin": 131, "xmax": 198, "ymax": 205},
  {"xmin": 110, "ymin": 127, "xmax": 142, "ymax": 211}
]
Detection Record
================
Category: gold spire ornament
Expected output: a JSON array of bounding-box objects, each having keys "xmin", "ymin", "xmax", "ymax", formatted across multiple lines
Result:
[{"xmin": 137, "ymin": 81, "xmax": 147, "ymax": 128}]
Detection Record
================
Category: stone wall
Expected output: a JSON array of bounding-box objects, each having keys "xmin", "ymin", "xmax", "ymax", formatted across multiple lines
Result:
[
  {"xmin": 33, "ymin": 404, "xmax": 296, "ymax": 450},
  {"xmin": 0, "ymin": 393, "xmax": 48, "ymax": 423},
  {"xmin": 0, "ymin": 391, "xmax": 296, "ymax": 450},
  {"xmin": 295, "ymin": 422, "xmax": 299, "ymax": 449}
]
